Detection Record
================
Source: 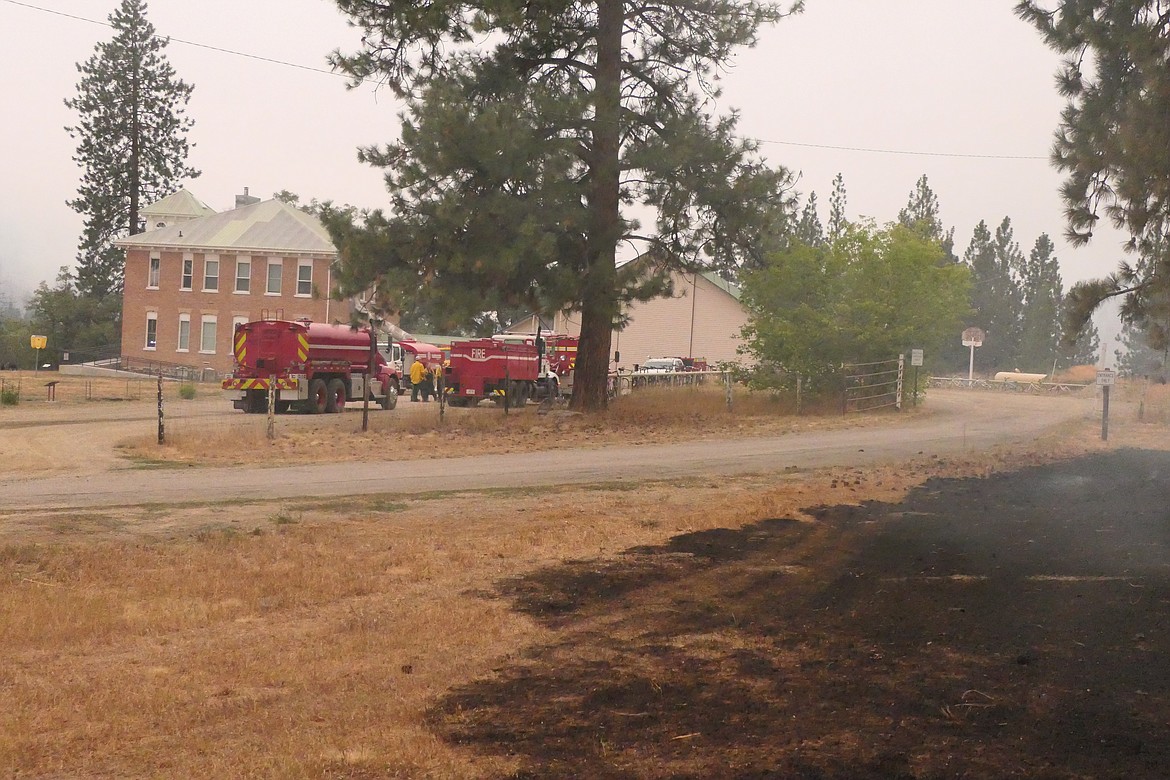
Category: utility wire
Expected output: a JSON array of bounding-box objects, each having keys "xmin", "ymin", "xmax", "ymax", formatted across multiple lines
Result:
[
  {"xmin": 757, "ymin": 138, "xmax": 1049, "ymax": 161},
  {"xmin": 2, "ymin": 0, "xmax": 1049, "ymax": 161},
  {"xmin": 0, "ymin": 0, "xmax": 352, "ymax": 80}
]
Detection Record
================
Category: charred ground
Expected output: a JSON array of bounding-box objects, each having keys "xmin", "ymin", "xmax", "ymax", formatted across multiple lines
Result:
[{"xmin": 437, "ymin": 449, "xmax": 1170, "ymax": 779}]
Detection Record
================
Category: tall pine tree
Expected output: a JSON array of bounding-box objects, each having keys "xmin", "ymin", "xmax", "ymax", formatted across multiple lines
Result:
[
  {"xmin": 1017, "ymin": 2, "xmax": 1170, "ymax": 338},
  {"xmin": 897, "ymin": 174, "xmax": 958, "ymax": 264},
  {"xmin": 795, "ymin": 192, "xmax": 825, "ymax": 246},
  {"xmin": 328, "ymin": 0, "xmax": 801, "ymax": 410},
  {"xmin": 827, "ymin": 172, "xmax": 848, "ymax": 242},
  {"xmin": 65, "ymin": 0, "xmax": 198, "ymax": 300},
  {"xmin": 965, "ymin": 218, "xmax": 1025, "ymax": 371},
  {"xmin": 1017, "ymin": 234, "xmax": 1064, "ymax": 371}
]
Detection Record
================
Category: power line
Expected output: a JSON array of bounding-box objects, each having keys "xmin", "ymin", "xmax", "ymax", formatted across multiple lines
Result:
[
  {"xmin": 757, "ymin": 138, "xmax": 1049, "ymax": 161},
  {"xmin": 1, "ymin": 0, "xmax": 1052, "ymax": 161},
  {"xmin": 0, "ymin": 0, "xmax": 353, "ymax": 80}
]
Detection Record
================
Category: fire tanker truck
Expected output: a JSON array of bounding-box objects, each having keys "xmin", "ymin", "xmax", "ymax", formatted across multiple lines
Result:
[
  {"xmin": 221, "ymin": 319, "xmax": 441, "ymax": 414},
  {"xmin": 443, "ymin": 334, "xmax": 575, "ymax": 407}
]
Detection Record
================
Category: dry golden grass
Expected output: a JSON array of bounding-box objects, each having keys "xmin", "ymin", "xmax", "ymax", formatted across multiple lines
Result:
[
  {"xmin": 118, "ymin": 382, "xmax": 880, "ymax": 468},
  {"xmin": 1, "ymin": 407, "xmax": 1159, "ymax": 778},
  {"xmin": 0, "ymin": 371, "xmax": 190, "ymax": 405},
  {"xmin": 0, "ymin": 478, "xmax": 827, "ymax": 778}
]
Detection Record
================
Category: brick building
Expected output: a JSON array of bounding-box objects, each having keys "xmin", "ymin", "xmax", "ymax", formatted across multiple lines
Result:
[{"xmin": 115, "ymin": 193, "xmax": 347, "ymax": 375}]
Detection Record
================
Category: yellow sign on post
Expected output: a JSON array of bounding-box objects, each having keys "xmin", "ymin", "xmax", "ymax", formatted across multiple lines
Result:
[{"xmin": 30, "ymin": 334, "xmax": 47, "ymax": 373}]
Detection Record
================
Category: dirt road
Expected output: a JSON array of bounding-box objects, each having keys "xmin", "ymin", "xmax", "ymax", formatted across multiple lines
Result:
[{"xmin": 0, "ymin": 390, "xmax": 1090, "ymax": 509}]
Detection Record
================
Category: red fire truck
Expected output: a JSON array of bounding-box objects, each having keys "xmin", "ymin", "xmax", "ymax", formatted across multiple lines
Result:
[
  {"xmin": 543, "ymin": 335, "xmax": 578, "ymax": 396},
  {"xmin": 221, "ymin": 319, "xmax": 420, "ymax": 414},
  {"xmin": 444, "ymin": 335, "xmax": 567, "ymax": 407}
]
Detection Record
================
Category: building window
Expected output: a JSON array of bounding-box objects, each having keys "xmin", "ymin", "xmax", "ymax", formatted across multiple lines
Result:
[
  {"xmin": 266, "ymin": 259, "xmax": 283, "ymax": 295},
  {"xmin": 235, "ymin": 258, "xmax": 251, "ymax": 293},
  {"xmin": 181, "ymin": 256, "xmax": 193, "ymax": 291},
  {"xmin": 203, "ymin": 257, "xmax": 219, "ymax": 292},
  {"xmin": 177, "ymin": 314, "xmax": 190, "ymax": 352},
  {"xmin": 148, "ymin": 256, "xmax": 160, "ymax": 289},
  {"xmin": 200, "ymin": 315, "xmax": 217, "ymax": 354},
  {"xmin": 145, "ymin": 313, "xmax": 157, "ymax": 349},
  {"xmin": 296, "ymin": 261, "xmax": 313, "ymax": 297}
]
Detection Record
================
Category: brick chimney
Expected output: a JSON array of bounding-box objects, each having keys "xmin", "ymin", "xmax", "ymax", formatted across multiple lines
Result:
[{"xmin": 235, "ymin": 187, "xmax": 260, "ymax": 208}]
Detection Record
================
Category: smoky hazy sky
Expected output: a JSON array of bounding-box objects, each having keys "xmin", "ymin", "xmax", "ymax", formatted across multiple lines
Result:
[{"xmin": 0, "ymin": 0, "xmax": 1133, "ymax": 340}]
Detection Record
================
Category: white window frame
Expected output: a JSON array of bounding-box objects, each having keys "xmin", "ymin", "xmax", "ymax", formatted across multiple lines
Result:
[
  {"xmin": 296, "ymin": 260, "xmax": 313, "ymax": 297},
  {"xmin": 180, "ymin": 255, "xmax": 193, "ymax": 291},
  {"xmin": 177, "ymin": 314, "xmax": 190, "ymax": 352},
  {"xmin": 144, "ymin": 312, "xmax": 158, "ymax": 350},
  {"xmin": 199, "ymin": 315, "xmax": 217, "ymax": 354},
  {"xmin": 203, "ymin": 256, "xmax": 219, "ymax": 292},
  {"xmin": 235, "ymin": 257, "xmax": 251, "ymax": 294},
  {"xmin": 148, "ymin": 255, "xmax": 160, "ymax": 289},
  {"xmin": 266, "ymin": 258, "xmax": 283, "ymax": 295}
]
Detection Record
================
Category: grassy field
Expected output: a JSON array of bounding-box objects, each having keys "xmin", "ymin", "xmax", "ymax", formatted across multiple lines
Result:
[{"xmin": 1, "ymin": 375, "xmax": 1163, "ymax": 777}]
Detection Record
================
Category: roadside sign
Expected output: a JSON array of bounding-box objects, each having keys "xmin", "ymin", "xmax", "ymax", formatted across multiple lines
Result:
[
  {"xmin": 29, "ymin": 335, "xmax": 46, "ymax": 350},
  {"xmin": 1096, "ymin": 369, "xmax": 1116, "ymax": 386},
  {"xmin": 910, "ymin": 349, "xmax": 923, "ymax": 367}
]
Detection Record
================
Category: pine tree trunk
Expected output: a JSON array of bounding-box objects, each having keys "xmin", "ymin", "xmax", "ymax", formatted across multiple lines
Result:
[
  {"xmin": 129, "ymin": 49, "xmax": 141, "ymax": 240},
  {"xmin": 571, "ymin": 0, "xmax": 623, "ymax": 412}
]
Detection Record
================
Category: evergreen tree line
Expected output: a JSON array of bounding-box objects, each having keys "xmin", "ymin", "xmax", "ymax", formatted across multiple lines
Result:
[{"xmin": 781, "ymin": 173, "xmax": 1099, "ymax": 377}]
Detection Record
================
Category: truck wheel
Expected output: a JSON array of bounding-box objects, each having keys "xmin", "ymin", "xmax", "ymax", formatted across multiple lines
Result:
[
  {"xmin": 326, "ymin": 378, "xmax": 346, "ymax": 413},
  {"xmin": 506, "ymin": 381, "xmax": 524, "ymax": 408},
  {"xmin": 308, "ymin": 378, "xmax": 329, "ymax": 414},
  {"xmin": 380, "ymin": 381, "xmax": 398, "ymax": 410}
]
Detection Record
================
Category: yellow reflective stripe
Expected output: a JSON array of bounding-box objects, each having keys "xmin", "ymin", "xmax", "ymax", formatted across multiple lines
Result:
[
  {"xmin": 235, "ymin": 330, "xmax": 247, "ymax": 363},
  {"xmin": 222, "ymin": 377, "xmax": 299, "ymax": 391},
  {"xmin": 297, "ymin": 334, "xmax": 309, "ymax": 362}
]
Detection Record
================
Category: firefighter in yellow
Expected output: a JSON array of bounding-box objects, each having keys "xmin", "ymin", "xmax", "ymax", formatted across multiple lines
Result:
[{"xmin": 410, "ymin": 358, "xmax": 427, "ymax": 402}]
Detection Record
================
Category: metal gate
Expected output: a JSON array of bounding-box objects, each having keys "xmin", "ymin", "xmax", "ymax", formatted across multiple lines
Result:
[{"xmin": 842, "ymin": 356, "xmax": 904, "ymax": 413}]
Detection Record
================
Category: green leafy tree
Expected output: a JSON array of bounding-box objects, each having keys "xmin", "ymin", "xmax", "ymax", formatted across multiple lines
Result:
[
  {"xmin": 740, "ymin": 222, "xmax": 970, "ymax": 392},
  {"xmin": 827, "ymin": 172, "xmax": 848, "ymax": 242},
  {"xmin": 65, "ymin": 0, "xmax": 198, "ymax": 299},
  {"xmin": 327, "ymin": 0, "xmax": 801, "ymax": 411},
  {"xmin": 27, "ymin": 270, "xmax": 122, "ymax": 366},
  {"xmin": 1017, "ymin": 1, "xmax": 1170, "ymax": 338},
  {"xmin": 0, "ymin": 294, "xmax": 30, "ymax": 369}
]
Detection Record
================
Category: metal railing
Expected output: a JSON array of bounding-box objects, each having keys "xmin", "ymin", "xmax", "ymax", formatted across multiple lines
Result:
[
  {"xmin": 608, "ymin": 368, "xmax": 721, "ymax": 397},
  {"xmin": 66, "ymin": 352, "xmax": 210, "ymax": 382},
  {"xmin": 927, "ymin": 376, "xmax": 1090, "ymax": 394}
]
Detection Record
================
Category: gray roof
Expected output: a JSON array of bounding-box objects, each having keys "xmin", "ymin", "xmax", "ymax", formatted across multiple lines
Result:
[
  {"xmin": 699, "ymin": 270, "xmax": 742, "ymax": 301},
  {"xmin": 140, "ymin": 189, "xmax": 215, "ymax": 221},
  {"xmin": 115, "ymin": 199, "xmax": 336, "ymax": 255}
]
